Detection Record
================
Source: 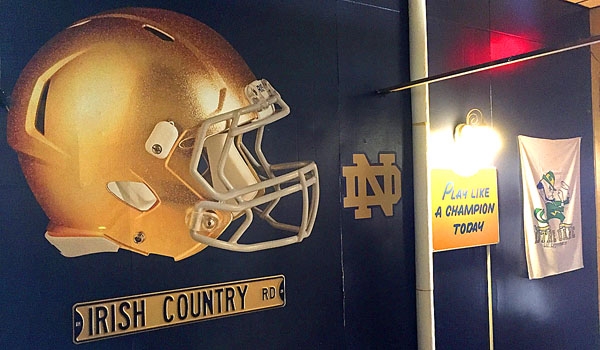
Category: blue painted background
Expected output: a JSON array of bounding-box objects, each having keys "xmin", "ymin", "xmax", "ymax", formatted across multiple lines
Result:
[
  {"xmin": 0, "ymin": 1, "xmax": 415, "ymax": 349},
  {"xmin": 428, "ymin": 1, "xmax": 600, "ymax": 349}
]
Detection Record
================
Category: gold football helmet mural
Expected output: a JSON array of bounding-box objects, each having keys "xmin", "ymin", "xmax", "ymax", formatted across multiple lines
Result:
[{"xmin": 7, "ymin": 8, "xmax": 319, "ymax": 260}]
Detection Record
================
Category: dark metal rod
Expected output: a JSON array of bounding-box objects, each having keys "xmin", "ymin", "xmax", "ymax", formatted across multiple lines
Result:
[{"xmin": 376, "ymin": 34, "xmax": 600, "ymax": 94}]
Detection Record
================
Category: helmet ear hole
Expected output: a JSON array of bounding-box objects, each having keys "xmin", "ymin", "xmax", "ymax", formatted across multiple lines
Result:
[{"xmin": 107, "ymin": 181, "xmax": 157, "ymax": 211}]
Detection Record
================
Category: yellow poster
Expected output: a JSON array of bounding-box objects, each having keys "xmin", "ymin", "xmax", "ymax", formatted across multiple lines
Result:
[{"xmin": 431, "ymin": 168, "xmax": 499, "ymax": 251}]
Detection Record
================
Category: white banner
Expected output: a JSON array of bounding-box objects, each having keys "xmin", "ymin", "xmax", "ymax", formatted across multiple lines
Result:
[{"xmin": 518, "ymin": 135, "xmax": 582, "ymax": 279}]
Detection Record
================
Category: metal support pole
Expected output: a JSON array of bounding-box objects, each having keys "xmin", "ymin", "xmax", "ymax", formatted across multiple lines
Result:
[{"xmin": 409, "ymin": 1, "xmax": 435, "ymax": 349}]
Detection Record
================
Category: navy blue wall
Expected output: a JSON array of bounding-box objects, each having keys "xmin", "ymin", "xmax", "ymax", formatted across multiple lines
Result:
[
  {"xmin": 338, "ymin": 1, "xmax": 415, "ymax": 348},
  {"xmin": 0, "ymin": 1, "xmax": 415, "ymax": 349},
  {"xmin": 2, "ymin": 1, "xmax": 599, "ymax": 349},
  {"xmin": 428, "ymin": 1, "xmax": 600, "ymax": 349}
]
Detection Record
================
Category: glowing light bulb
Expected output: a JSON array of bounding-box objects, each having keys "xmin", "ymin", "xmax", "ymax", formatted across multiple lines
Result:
[{"xmin": 452, "ymin": 124, "xmax": 502, "ymax": 176}]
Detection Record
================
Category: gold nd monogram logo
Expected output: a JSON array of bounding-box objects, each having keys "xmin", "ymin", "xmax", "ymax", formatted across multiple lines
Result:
[{"xmin": 342, "ymin": 153, "xmax": 402, "ymax": 219}]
